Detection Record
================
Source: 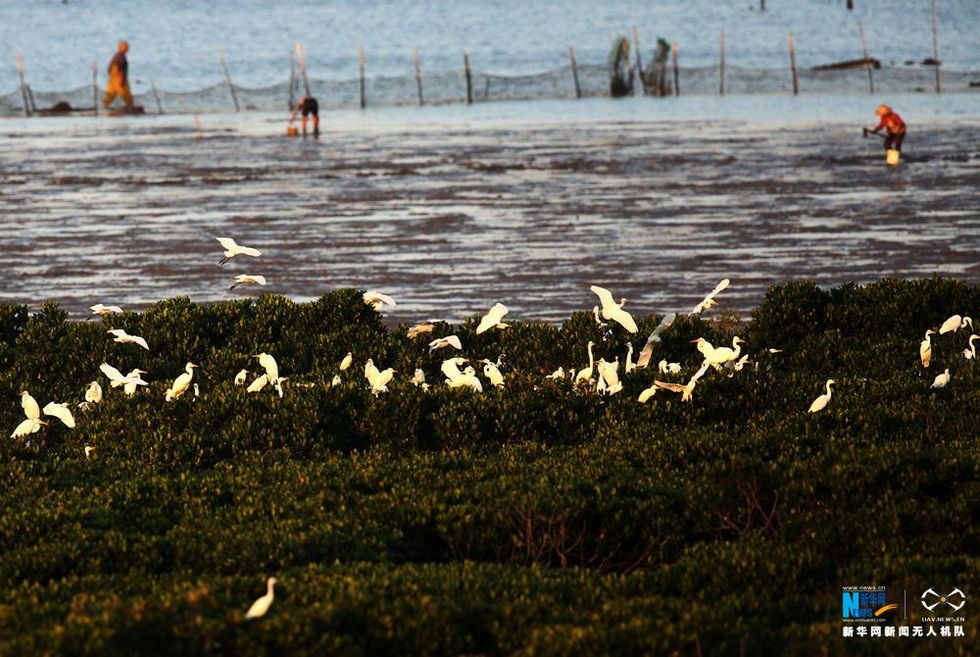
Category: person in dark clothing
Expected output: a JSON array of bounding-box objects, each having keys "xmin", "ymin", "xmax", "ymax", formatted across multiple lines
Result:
[
  {"xmin": 869, "ymin": 104, "xmax": 906, "ymax": 152},
  {"xmin": 288, "ymin": 96, "xmax": 319, "ymax": 136},
  {"xmin": 102, "ymin": 40, "xmax": 133, "ymax": 109}
]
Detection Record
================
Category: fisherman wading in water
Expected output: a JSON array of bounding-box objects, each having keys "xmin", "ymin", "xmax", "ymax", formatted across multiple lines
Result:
[{"xmin": 866, "ymin": 104, "xmax": 906, "ymax": 153}]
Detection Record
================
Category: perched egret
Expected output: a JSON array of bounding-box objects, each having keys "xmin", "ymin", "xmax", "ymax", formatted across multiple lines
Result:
[
  {"xmin": 107, "ymin": 328, "xmax": 150, "ymax": 350},
  {"xmin": 546, "ymin": 367, "xmax": 566, "ymax": 380},
  {"xmin": 247, "ymin": 373, "xmax": 269, "ymax": 393},
  {"xmin": 624, "ymin": 343, "xmax": 636, "ymax": 374},
  {"xmin": 20, "ymin": 391, "xmax": 40, "ymax": 420},
  {"xmin": 273, "ymin": 377, "xmax": 287, "ymax": 398},
  {"xmin": 84, "ymin": 445, "xmax": 95, "ymax": 459},
  {"xmin": 930, "ymin": 369, "xmax": 950, "ymax": 389},
  {"xmin": 690, "ymin": 278, "xmax": 731, "ymax": 315},
  {"xmin": 807, "ymin": 379, "xmax": 835, "ymax": 413},
  {"xmin": 768, "ymin": 348, "xmax": 783, "ymax": 354},
  {"xmin": 476, "ymin": 303, "xmax": 510, "ymax": 334},
  {"xmin": 254, "ymin": 353, "xmax": 279, "ymax": 385},
  {"xmin": 637, "ymin": 313, "xmax": 676, "ymax": 368},
  {"xmin": 939, "ymin": 314, "xmax": 972, "ymax": 335},
  {"xmin": 658, "ymin": 360, "xmax": 681, "ymax": 375},
  {"xmin": 597, "ymin": 358, "xmax": 620, "ymax": 389},
  {"xmin": 440, "ymin": 357, "xmax": 468, "ymax": 381},
  {"xmin": 100, "ymin": 363, "xmax": 148, "ymax": 389},
  {"xmin": 230, "ymin": 274, "xmax": 267, "ymax": 290},
  {"xmin": 706, "ymin": 337, "xmax": 745, "ymax": 369},
  {"xmin": 123, "ymin": 369, "xmax": 148, "ymax": 396},
  {"xmin": 89, "ymin": 304, "xmax": 123, "ymax": 318},
  {"xmin": 406, "ymin": 323, "xmax": 434, "ymax": 339},
  {"xmin": 11, "ymin": 418, "xmax": 45, "ymax": 439},
  {"xmin": 691, "ymin": 337, "xmax": 716, "ymax": 360},
  {"xmin": 85, "ymin": 381, "xmax": 103, "ymax": 404},
  {"xmin": 574, "ymin": 341, "xmax": 596, "ymax": 384},
  {"xmin": 331, "ymin": 374, "xmax": 341, "ymax": 386},
  {"xmin": 654, "ymin": 361, "xmax": 711, "ymax": 402},
  {"xmin": 234, "ymin": 369, "xmax": 248, "ymax": 386},
  {"xmin": 42, "ymin": 402, "xmax": 76, "ymax": 428},
  {"xmin": 964, "ymin": 334, "xmax": 979, "ymax": 360},
  {"xmin": 244, "ymin": 577, "xmax": 277, "ymax": 620},
  {"xmin": 363, "ymin": 291, "xmax": 396, "ymax": 312},
  {"xmin": 370, "ymin": 367, "xmax": 395, "ymax": 395},
  {"xmin": 428, "ymin": 335, "xmax": 462, "ymax": 353},
  {"xmin": 920, "ymin": 330, "xmax": 935, "ymax": 368},
  {"xmin": 447, "ymin": 373, "xmax": 483, "ymax": 392},
  {"xmin": 590, "ymin": 285, "xmax": 638, "ymax": 333},
  {"xmin": 410, "ymin": 369, "xmax": 426, "ymax": 386},
  {"xmin": 165, "ymin": 363, "xmax": 198, "ymax": 401},
  {"xmin": 482, "ymin": 360, "xmax": 505, "ymax": 387},
  {"xmin": 637, "ymin": 384, "xmax": 658, "ymax": 403},
  {"xmin": 215, "ymin": 236, "xmax": 261, "ymax": 267},
  {"xmin": 340, "ymin": 352, "xmax": 353, "ymax": 371},
  {"xmin": 193, "ymin": 383, "xmax": 200, "ymax": 398},
  {"xmin": 729, "ymin": 355, "xmax": 751, "ymax": 377}
]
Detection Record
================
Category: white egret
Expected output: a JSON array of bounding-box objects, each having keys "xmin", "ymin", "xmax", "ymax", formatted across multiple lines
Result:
[
  {"xmin": 706, "ymin": 337, "xmax": 746, "ymax": 369},
  {"xmin": 729, "ymin": 355, "xmax": 751, "ymax": 377},
  {"xmin": 234, "ymin": 369, "xmax": 248, "ymax": 386},
  {"xmin": 939, "ymin": 315, "xmax": 973, "ymax": 335},
  {"xmin": 340, "ymin": 352, "xmax": 353, "ymax": 371},
  {"xmin": 807, "ymin": 379, "xmax": 835, "ymax": 413},
  {"xmin": 89, "ymin": 304, "xmax": 123, "ymax": 318},
  {"xmin": 124, "ymin": 369, "xmax": 148, "ymax": 396},
  {"xmin": 447, "ymin": 373, "xmax": 483, "ymax": 392},
  {"xmin": 591, "ymin": 306, "xmax": 606, "ymax": 327},
  {"xmin": 637, "ymin": 384, "xmax": 658, "ymax": 403},
  {"xmin": 230, "ymin": 275, "xmax": 267, "ymax": 290},
  {"xmin": 691, "ymin": 337, "xmax": 716, "ymax": 360},
  {"xmin": 254, "ymin": 353, "xmax": 279, "ymax": 385},
  {"xmin": 590, "ymin": 285, "xmax": 638, "ymax": 333},
  {"xmin": 410, "ymin": 369, "xmax": 426, "ymax": 386},
  {"xmin": 440, "ymin": 357, "xmax": 468, "ymax": 381},
  {"xmin": 574, "ymin": 341, "xmax": 596, "ymax": 384},
  {"xmin": 597, "ymin": 358, "xmax": 620, "ymax": 388},
  {"xmin": 363, "ymin": 291, "xmax": 396, "ymax": 312},
  {"xmin": 690, "ymin": 278, "xmax": 731, "ymax": 315},
  {"xmin": 658, "ymin": 360, "xmax": 681, "ymax": 375},
  {"xmin": 42, "ymin": 402, "xmax": 75, "ymax": 428},
  {"xmin": 100, "ymin": 363, "xmax": 148, "ymax": 389},
  {"xmin": 428, "ymin": 335, "xmax": 462, "ymax": 353},
  {"xmin": 20, "ymin": 391, "xmax": 40, "ymax": 420},
  {"xmin": 11, "ymin": 418, "xmax": 45, "ymax": 439},
  {"xmin": 920, "ymin": 330, "xmax": 934, "ymax": 368},
  {"xmin": 273, "ymin": 378, "xmax": 287, "ymax": 398},
  {"xmin": 624, "ymin": 343, "xmax": 636, "ymax": 374},
  {"xmin": 244, "ymin": 577, "xmax": 277, "ymax": 620},
  {"xmin": 215, "ymin": 236, "xmax": 261, "ymax": 267},
  {"xmin": 654, "ymin": 361, "xmax": 711, "ymax": 403},
  {"xmin": 637, "ymin": 313, "xmax": 676, "ymax": 368},
  {"xmin": 476, "ymin": 303, "xmax": 510, "ymax": 334},
  {"xmin": 407, "ymin": 323, "xmax": 434, "ymax": 339},
  {"xmin": 246, "ymin": 373, "xmax": 268, "ymax": 393},
  {"xmin": 331, "ymin": 374, "xmax": 341, "ymax": 386},
  {"xmin": 85, "ymin": 381, "xmax": 103, "ymax": 404},
  {"xmin": 964, "ymin": 334, "xmax": 979, "ymax": 360},
  {"xmin": 930, "ymin": 369, "xmax": 950, "ymax": 389},
  {"xmin": 165, "ymin": 363, "xmax": 198, "ymax": 401},
  {"xmin": 481, "ymin": 360, "xmax": 505, "ymax": 387},
  {"xmin": 768, "ymin": 348, "xmax": 783, "ymax": 354},
  {"xmin": 370, "ymin": 367, "xmax": 395, "ymax": 395},
  {"xmin": 546, "ymin": 367, "xmax": 566, "ymax": 380},
  {"xmin": 193, "ymin": 383, "xmax": 200, "ymax": 398},
  {"xmin": 108, "ymin": 328, "xmax": 150, "ymax": 350},
  {"xmin": 84, "ymin": 445, "xmax": 95, "ymax": 459}
]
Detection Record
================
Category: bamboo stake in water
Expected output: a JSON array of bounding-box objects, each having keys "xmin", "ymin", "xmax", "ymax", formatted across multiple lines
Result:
[
  {"xmin": 788, "ymin": 32, "xmax": 798, "ymax": 95},
  {"xmin": 569, "ymin": 46, "xmax": 581, "ymax": 99},
  {"xmin": 857, "ymin": 21, "xmax": 874, "ymax": 95},
  {"xmin": 288, "ymin": 51, "xmax": 296, "ymax": 110},
  {"xmin": 219, "ymin": 50, "xmax": 240, "ymax": 112},
  {"xmin": 464, "ymin": 53, "xmax": 473, "ymax": 104},
  {"xmin": 150, "ymin": 78, "xmax": 163, "ymax": 114},
  {"xmin": 672, "ymin": 41, "xmax": 680, "ymax": 96},
  {"xmin": 931, "ymin": 0, "xmax": 940, "ymax": 94},
  {"xmin": 92, "ymin": 60, "xmax": 99, "ymax": 116},
  {"xmin": 295, "ymin": 41, "xmax": 311, "ymax": 98},
  {"xmin": 413, "ymin": 48, "xmax": 424, "ymax": 106},
  {"xmin": 719, "ymin": 31, "xmax": 725, "ymax": 96},
  {"xmin": 632, "ymin": 26, "xmax": 644, "ymax": 96},
  {"xmin": 15, "ymin": 53, "xmax": 30, "ymax": 116},
  {"xmin": 358, "ymin": 47, "xmax": 366, "ymax": 109}
]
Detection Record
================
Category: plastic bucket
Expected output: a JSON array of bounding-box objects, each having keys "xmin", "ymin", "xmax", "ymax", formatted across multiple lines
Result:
[
  {"xmin": 287, "ymin": 126, "xmax": 299, "ymax": 137},
  {"xmin": 886, "ymin": 149, "xmax": 901, "ymax": 166}
]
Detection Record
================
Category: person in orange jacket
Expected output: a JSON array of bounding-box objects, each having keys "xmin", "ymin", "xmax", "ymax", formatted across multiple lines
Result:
[
  {"xmin": 103, "ymin": 40, "xmax": 133, "ymax": 110},
  {"xmin": 867, "ymin": 104, "xmax": 906, "ymax": 152}
]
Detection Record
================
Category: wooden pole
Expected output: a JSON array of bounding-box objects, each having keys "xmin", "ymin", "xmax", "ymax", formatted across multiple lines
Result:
[
  {"xmin": 15, "ymin": 53, "xmax": 30, "ymax": 116},
  {"xmin": 464, "ymin": 53, "xmax": 473, "ymax": 104},
  {"xmin": 295, "ymin": 41, "xmax": 311, "ymax": 98},
  {"xmin": 413, "ymin": 48, "xmax": 424, "ymax": 106},
  {"xmin": 288, "ymin": 52, "xmax": 296, "ymax": 110},
  {"xmin": 672, "ymin": 41, "xmax": 680, "ymax": 96},
  {"xmin": 92, "ymin": 60, "xmax": 99, "ymax": 116},
  {"xmin": 719, "ymin": 31, "xmax": 725, "ymax": 96},
  {"xmin": 150, "ymin": 78, "xmax": 163, "ymax": 114},
  {"xmin": 219, "ymin": 50, "xmax": 240, "ymax": 112},
  {"xmin": 569, "ymin": 46, "xmax": 582, "ymax": 99},
  {"xmin": 931, "ymin": 0, "xmax": 940, "ymax": 94},
  {"xmin": 632, "ymin": 26, "xmax": 644, "ymax": 95},
  {"xmin": 858, "ymin": 21, "xmax": 874, "ymax": 95},
  {"xmin": 358, "ymin": 47, "xmax": 366, "ymax": 109},
  {"xmin": 26, "ymin": 86, "xmax": 37, "ymax": 114},
  {"xmin": 788, "ymin": 32, "xmax": 799, "ymax": 95},
  {"xmin": 760, "ymin": 0, "xmax": 766, "ymax": 11}
]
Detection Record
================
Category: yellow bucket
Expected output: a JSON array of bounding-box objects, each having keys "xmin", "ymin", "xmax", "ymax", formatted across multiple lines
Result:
[{"xmin": 886, "ymin": 149, "xmax": 901, "ymax": 166}]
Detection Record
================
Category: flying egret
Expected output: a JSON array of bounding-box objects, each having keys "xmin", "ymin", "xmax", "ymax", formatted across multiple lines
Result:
[
  {"xmin": 340, "ymin": 352, "xmax": 353, "ymax": 371},
  {"xmin": 107, "ymin": 328, "xmax": 150, "ymax": 350},
  {"xmin": 428, "ymin": 335, "xmax": 462, "ymax": 353},
  {"xmin": 590, "ymin": 285, "xmax": 638, "ymax": 333},
  {"xmin": 939, "ymin": 315, "xmax": 973, "ymax": 335},
  {"xmin": 930, "ymin": 369, "xmax": 950, "ymax": 389},
  {"xmin": 920, "ymin": 330, "xmax": 935, "ymax": 368},
  {"xmin": 476, "ymin": 303, "xmax": 510, "ymax": 334},
  {"xmin": 123, "ymin": 369, "xmax": 148, "ymax": 396},
  {"xmin": 234, "ymin": 369, "xmax": 248, "ymax": 385},
  {"xmin": 100, "ymin": 363, "xmax": 148, "ymax": 389},
  {"xmin": 407, "ymin": 323, "xmax": 434, "ymax": 339},
  {"xmin": 85, "ymin": 381, "xmax": 103, "ymax": 404},
  {"xmin": 481, "ymin": 360, "xmax": 505, "ymax": 387},
  {"xmin": 254, "ymin": 353, "xmax": 279, "ymax": 385},
  {"xmin": 658, "ymin": 360, "xmax": 681, "ymax": 375},
  {"xmin": 89, "ymin": 304, "xmax": 123, "ymax": 318},
  {"xmin": 165, "ymin": 363, "xmax": 198, "ymax": 401},
  {"xmin": 654, "ymin": 361, "xmax": 711, "ymax": 402},
  {"xmin": 705, "ymin": 337, "xmax": 746, "ymax": 369},
  {"xmin": 363, "ymin": 291, "xmax": 396, "ymax": 312},
  {"xmin": 42, "ymin": 402, "xmax": 75, "ymax": 429},
  {"xmin": 637, "ymin": 384, "xmax": 658, "ymax": 403},
  {"xmin": 624, "ymin": 343, "xmax": 636, "ymax": 374},
  {"xmin": 807, "ymin": 379, "xmax": 835, "ymax": 413},
  {"xmin": 690, "ymin": 278, "xmax": 731, "ymax": 315},
  {"xmin": 964, "ymin": 334, "xmax": 979, "ymax": 360},
  {"xmin": 215, "ymin": 236, "xmax": 261, "ymax": 267},
  {"xmin": 20, "ymin": 391, "xmax": 40, "ymax": 420},
  {"xmin": 247, "ymin": 374, "xmax": 269, "ymax": 393},
  {"xmin": 637, "ymin": 313, "xmax": 676, "ymax": 368},
  {"xmin": 244, "ymin": 577, "xmax": 277, "ymax": 620},
  {"xmin": 230, "ymin": 275, "xmax": 267, "ymax": 290},
  {"xmin": 574, "ymin": 341, "xmax": 596, "ymax": 384},
  {"xmin": 11, "ymin": 418, "xmax": 45, "ymax": 439}
]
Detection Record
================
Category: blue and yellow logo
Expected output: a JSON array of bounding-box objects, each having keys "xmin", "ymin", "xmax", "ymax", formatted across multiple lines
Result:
[{"xmin": 842, "ymin": 590, "xmax": 897, "ymax": 619}]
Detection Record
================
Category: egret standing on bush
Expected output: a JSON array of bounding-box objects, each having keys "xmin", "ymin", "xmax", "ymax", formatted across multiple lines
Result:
[
  {"xmin": 165, "ymin": 363, "xmax": 198, "ymax": 401},
  {"xmin": 920, "ymin": 330, "xmax": 935, "ymax": 368},
  {"xmin": 808, "ymin": 379, "xmax": 835, "ymax": 413},
  {"xmin": 244, "ymin": 577, "xmax": 277, "ymax": 620},
  {"xmin": 930, "ymin": 369, "xmax": 951, "ymax": 389},
  {"xmin": 254, "ymin": 353, "xmax": 279, "ymax": 385}
]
